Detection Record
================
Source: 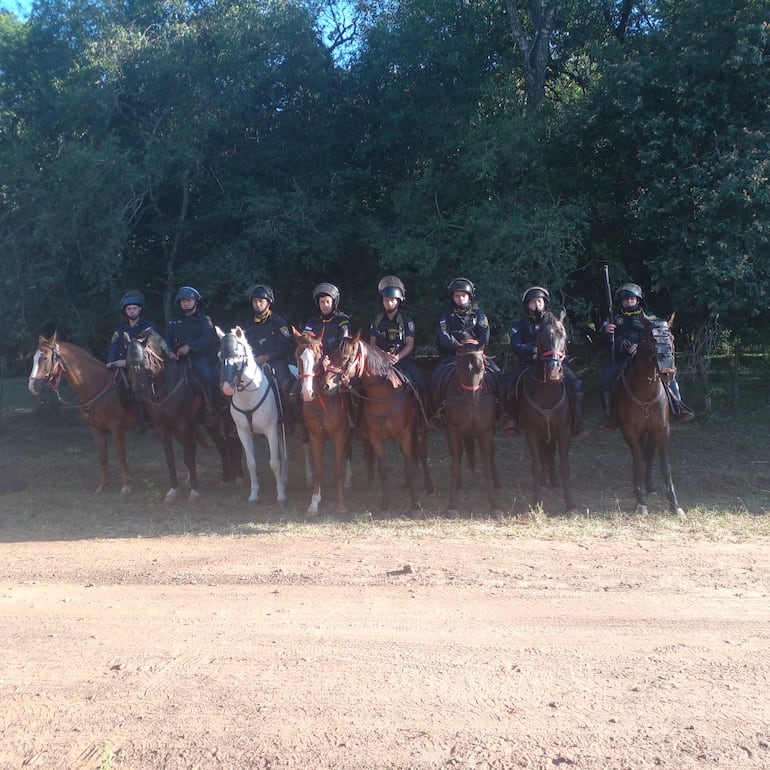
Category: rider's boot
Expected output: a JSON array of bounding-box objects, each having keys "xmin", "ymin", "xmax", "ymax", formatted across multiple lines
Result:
[
  {"xmin": 499, "ymin": 410, "xmax": 519, "ymax": 437},
  {"xmin": 600, "ymin": 388, "xmax": 615, "ymax": 431},
  {"xmin": 279, "ymin": 381, "xmax": 294, "ymax": 431},
  {"xmin": 667, "ymin": 380, "xmax": 695, "ymax": 422},
  {"xmin": 572, "ymin": 394, "xmax": 589, "ymax": 438}
]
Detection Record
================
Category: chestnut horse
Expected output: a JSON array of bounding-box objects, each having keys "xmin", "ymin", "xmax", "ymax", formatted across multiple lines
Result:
[
  {"xmin": 293, "ymin": 329, "xmax": 352, "ymax": 518},
  {"xmin": 517, "ymin": 313, "xmax": 578, "ymax": 513},
  {"xmin": 615, "ymin": 315, "xmax": 684, "ymax": 516},
  {"xmin": 127, "ymin": 330, "xmax": 238, "ymax": 502},
  {"xmin": 431, "ymin": 342, "xmax": 503, "ymax": 517},
  {"xmin": 28, "ymin": 333, "xmax": 135, "ymax": 494},
  {"xmin": 322, "ymin": 336, "xmax": 432, "ymax": 517}
]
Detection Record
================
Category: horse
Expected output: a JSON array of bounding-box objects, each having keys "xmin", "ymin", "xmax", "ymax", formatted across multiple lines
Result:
[
  {"xmin": 219, "ymin": 327, "xmax": 286, "ymax": 505},
  {"xmin": 126, "ymin": 329, "xmax": 238, "ymax": 502},
  {"xmin": 322, "ymin": 335, "xmax": 432, "ymax": 517},
  {"xmin": 517, "ymin": 312, "xmax": 579, "ymax": 514},
  {"xmin": 28, "ymin": 333, "xmax": 135, "ymax": 494},
  {"xmin": 431, "ymin": 342, "xmax": 503, "ymax": 518},
  {"xmin": 293, "ymin": 329, "xmax": 353, "ymax": 518},
  {"xmin": 615, "ymin": 314, "xmax": 685, "ymax": 517}
]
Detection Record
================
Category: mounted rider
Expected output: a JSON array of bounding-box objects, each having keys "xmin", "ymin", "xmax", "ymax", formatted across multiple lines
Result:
[
  {"xmin": 507, "ymin": 286, "xmax": 588, "ymax": 438},
  {"xmin": 302, "ymin": 282, "xmax": 352, "ymax": 358},
  {"xmin": 600, "ymin": 282, "xmax": 695, "ymax": 427},
  {"xmin": 432, "ymin": 277, "xmax": 516, "ymax": 434},
  {"xmin": 106, "ymin": 289, "xmax": 157, "ymax": 430},
  {"xmin": 242, "ymin": 283, "xmax": 296, "ymax": 428},
  {"xmin": 106, "ymin": 290, "xmax": 157, "ymax": 368},
  {"xmin": 165, "ymin": 286, "xmax": 220, "ymax": 425},
  {"xmin": 369, "ymin": 275, "xmax": 430, "ymax": 418}
]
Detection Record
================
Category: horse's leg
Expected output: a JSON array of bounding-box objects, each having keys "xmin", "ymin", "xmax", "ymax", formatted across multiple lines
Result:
[
  {"xmin": 205, "ymin": 423, "xmax": 231, "ymax": 483},
  {"xmin": 363, "ymin": 432, "xmax": 375, "ymax": 486},
  {"xmin": 524, "ymin": 430, "xmax": 545, "ymax": 509},
  {"xmin": 236, "ymin": 423, "xmax": 260, "ymax": 504},
  {"xmin": 478, "ymin": 429, "xmax": 502, "ymax": 517},
  {"xmin": 159, "ymin": 428, "xmax": 180, "ymax": 503},
  {"xmin": 369, "ymin": 430, "xmax": 390, "ymax": 514},
  {"xmin": 111, "ymin": 423, "xmax": 132, "ymax": 495},
  {"xmin": 343, "ymin": 432, "xmax": 354, "ymax": 490},
  {"xmin": 418, "ymin": 422, "xmax": 434, "ymax": 495},
  {"xmin": 558, "ymin": 433, "xmax": 578, "ymax": 513},
  {"xmin": 643, "ymin": 433, "xmax": 657, "ymax": 494},
  {"xmin": 91, "ymin": 427, "xmax": 111, "ymax": 494},
  {"xmin": 398, "ymin": 425, "xmax": 421, "ymax": 516},
  {"xmin": 656, "ymin": 432, "xmax": 684, "ymax": 516},
  {"xmin": 623, "ymin": 430, "xmax": 648, "ymax": 515},
  {"xmin": 265, "ymin": 424, "xmax": 286, "ymax": 504},
  {"xmin": 306, "ymin": 431, "xmax": 324, "ymax": 517},
  {"xmin": 332, "ymin": 431, "xmax": 348, "ymax": 515},
  {"xmin": 445, "ymin": 429, "xmax": 463, "ymax": 517},
  {"xmin": 180, "ymin": 428, "xmax": 199, "ymax": 501}
]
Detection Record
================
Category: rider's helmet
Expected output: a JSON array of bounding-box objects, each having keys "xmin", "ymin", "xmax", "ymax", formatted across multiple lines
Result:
[
  {"xmin": 120, "ymin": 290, "xmax": 145, "ymax": 312},
  {"xmin": 248, "ymin": 284, "xmax": 275, "ymax": 305},
  {"xmin": 377, "ymin": 275, "xmax": 405, "ymax": 302},
  {"xmin": 447, "ymin": 277, "xmax": 475, "ymax": 310},
  {"xmin": 615, "ymin": 283, "xmax": 644, "ymax": 307},
  {"xmin": 522, "ymin": 286, "xmax": 550, "ymax": 309},
  {"xmin": 175, "ymin": 286, "xmax": 202, "ymax": 308},
  {"xmin": 312, "ymin": 282, "xmax": 340, "ymax": 312}
]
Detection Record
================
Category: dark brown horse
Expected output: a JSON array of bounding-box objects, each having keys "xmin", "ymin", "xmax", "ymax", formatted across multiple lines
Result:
[
  {"xmin": 28, "ymin": 333, "xmax": 135, "ymax": 494},
  {"xmin": 615, "ymin": 315, "xmax": 684, "ymax": 516},
  {"xmin": 517, "ymin": 313, "xmax": 578, "ymax": 513},
  {"xmin": 293, "ymin": 329, "xmax": 352, "ymax": 518},
  {"xmin": 431, "ymin": 342, "xmax": 503, "ymax": 517},
  {"xmin": 127, "ymin": 330, "xmax": 239, "ymax": 502},
  {"xmin": 322, "ymin": 336, "xmax": 432, "ymax": 517}
]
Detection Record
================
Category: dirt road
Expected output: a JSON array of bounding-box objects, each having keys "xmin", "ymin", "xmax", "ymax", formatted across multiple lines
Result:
[{"xmin": 2, "ymin": 532, "xmax": 768, "ymax": 769}]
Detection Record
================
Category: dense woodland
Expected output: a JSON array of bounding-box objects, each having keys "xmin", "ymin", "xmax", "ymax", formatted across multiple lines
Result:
[{"xmin": 1, "ymin": 0, "xmax": 768, "ymax": 386}]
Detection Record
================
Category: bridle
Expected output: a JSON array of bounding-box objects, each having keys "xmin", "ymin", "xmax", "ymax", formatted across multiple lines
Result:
[
  {"xmin": 455, "ymin": 345, "xmax": 487, "ymax": 393},
  {"xmin": 127, "ymin": 338, "xmax": 184, "ymax": 407}
]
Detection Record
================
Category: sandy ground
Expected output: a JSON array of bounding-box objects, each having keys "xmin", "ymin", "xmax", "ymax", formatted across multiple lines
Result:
[{"xmin": 1, "ymin": 532, "xmax": 769, "ymax": 770}]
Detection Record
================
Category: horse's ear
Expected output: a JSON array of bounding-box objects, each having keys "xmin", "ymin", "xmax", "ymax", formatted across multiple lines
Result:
[
  {"xmin": 668, "ymin": 311, "xmax": 676, "ymax": 327},
  {"xmin": 353, "ymin": 330, "xmax": 362, "ymax": 343},
  {"xmin": 559, "ymin": 308, "xmax": 567, "ymax": 324},
  {"xmin": 215, "ymin": 325, "xmax": 226, "ymax": 340},
  {"xmin": 38, "ymin": 334, "xmax": 48, "ymax": 345},
  {"xmin": 292, "ymin": 326, "xmax": 302, "ymax": 340},
  {"xmin": 50, "ymin": 331, "xmax": 58, "ymax": 344},
  {"xmin": 123, "ymin": 331, "xmax": 131, "ymax": 344},
  {"xmin": 233, "ymin": 326, "xmax": 244, "ymax": 339}
]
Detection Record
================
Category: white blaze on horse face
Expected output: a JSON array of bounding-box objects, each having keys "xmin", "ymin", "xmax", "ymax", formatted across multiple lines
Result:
[
  {"xmin": 299, "ymin": 347, "xmax": 316, "ymax": 401},
  {"xmin": 27, "ymin": 350, "xmax": 43, "ymax": 394}
]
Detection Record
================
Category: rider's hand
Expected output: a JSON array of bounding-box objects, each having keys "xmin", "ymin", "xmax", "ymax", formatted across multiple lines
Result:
[
  {"xmin": 387, "ymin": 352, "xmax": 399, "ymax": 364},
  {"xmin": 177, "ymin": 344, "xmax": 190, "ymax": 357},
  {"xmin": 605, "ymin": 323, "xmax": 616, "ymax": 334}
]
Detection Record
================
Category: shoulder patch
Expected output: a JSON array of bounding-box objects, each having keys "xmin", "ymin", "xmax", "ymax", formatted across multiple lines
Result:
[
  {"xmin": 407, "ymin": 320, "xmax": 415, "ymax": 334},
  {"xmin": 280, "ymin": 326, "xmax": 290, "ymax": 338},
  {"xmin": 478, "ymin": 315, "xmax": 489, "ymax": 328}
]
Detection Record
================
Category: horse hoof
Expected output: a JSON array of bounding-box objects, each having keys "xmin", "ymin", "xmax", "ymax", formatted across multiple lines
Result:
[
  {"xmin": 247, "ymin": 496, "xmax": 260, "ymax": 505},
  {"xmin": 636, "ymin": 504, "xmax": 648, "ymax": 516},
  {"xmin": 675, "ymin": 507, "xmax": 686, "ymax": 520},
  {"xmin": 446, "ymin": 509, "xmax": 460, "ymax": 519},
  {"xmin": 120, "ymin": 486, "xmax": 132, "ymax": 496},
  {"xmin": 491, "ymin": 509, "xmax": 504, "ymax": 520},
  {"xmin": 188, "ymin": 490, "xmax": 201, "ymax": 502},
  {"xmin": 305, "ymin": 510, "xmax": 320, "ymax": 521},
  {"xmin": 165, "ymin": 489, "xmax": 178, "ymax": 504},
  {"xmin": 94, "ymin": 485, "xmax": 106, "ymax": 495}
]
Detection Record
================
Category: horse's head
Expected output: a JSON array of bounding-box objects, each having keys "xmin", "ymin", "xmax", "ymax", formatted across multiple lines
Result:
[
  {"xmin": 219, "ymin": 326, "xmax": 257, "ymax": 397},
  {"xmin": 294, "ymin": 328, "xmax": 325, "ymax": 401},
  {"xmin": 640, "ymin": 317, "xmax": 676, "ymax": 383},
  {"xmin": 28, "ymin": 333, "xmax": 65, "ymax": 397},
  {"xmin": 535, "ymin": 315, "xmax": 567, "ymax": 383},
  {"xmin": 322, "ymin": 337, "xmax": 357, "ymax": 394},
  {"xmin": 454, "ymin": 340, "xmax": 487, "ymax": 392}
]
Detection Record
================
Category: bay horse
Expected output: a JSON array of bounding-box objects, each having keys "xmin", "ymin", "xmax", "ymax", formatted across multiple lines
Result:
[
  {"xmin": 126, "ymin": 330, "xmax": 237, "ymax": 502},
  {"xmin": 28, "ymin": 333, "xmax": 135, "ymax": 494},
  {"xmin": 322, "ymin": 335, "xmax": 432, "ymax": 517},
  {"xmin": 517, "ymin": 312, "xmax": 578, "ymax": 514},
  {"xmin": 431, "ymin": 342, "xmax": 503, "ymax": 518},
  {"xmin": 293, "ymin": 329, "xmax": 352, "ymax": 518},
  {"xmin": 615, "ymin": 314, "xmax": 685, "ymax": 516},
  {"xmin": 219, "ymin": 327, "xmax": 286, "ymax": 505}
]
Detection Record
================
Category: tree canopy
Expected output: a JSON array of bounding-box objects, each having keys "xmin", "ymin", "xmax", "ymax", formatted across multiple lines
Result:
[{"xmin": 0, "ymin": 0, "xmax": 767, "ymax": 367}]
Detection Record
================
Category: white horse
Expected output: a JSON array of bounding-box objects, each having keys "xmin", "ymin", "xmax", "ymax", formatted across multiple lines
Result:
[{"xmin": 219, "ymin": 327, "xmax": 286, "ymax": 505}]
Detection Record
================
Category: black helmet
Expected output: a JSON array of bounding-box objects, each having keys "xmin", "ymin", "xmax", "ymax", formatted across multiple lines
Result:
[
  {"xmin": 447, "ymin": 277, "xmax": 475, "ymax": 299},
  {"xmin": 248, "ymin": 284, "xmax": 275, "ymax": 304},
  {"xmin": 120, "ymin": 290, "xmax": 145, "ymax": 311},
  {"xmin": 175, "ymin": 286, "xmax": 202, "ymax": 303},
  {"xmin": 377, "ymin": 275, "xmax": 405, "ymax": 302},
  {"xmin": 522, "ymin": 286, "xmax": 550, "ymax": 307},
  {"xmin": 312, "ymin": 282, "xmax": 340, "ymax": 311},
  {"xmin": 615, "ymin": 283, "xmax": 644, "ymax": 304}
]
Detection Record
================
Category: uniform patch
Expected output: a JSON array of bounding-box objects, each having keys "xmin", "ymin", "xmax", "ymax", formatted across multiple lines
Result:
[
  {"xmin": 407, "ymin": 320, "xmax": 415, "ymax": 334},
  {"xmin": 479, "ymin": 315, "xmax": 489, "ymax": 328},
  {"xmin": 280, "ymin": 326, "xmax": 290, "ymax": 338}
]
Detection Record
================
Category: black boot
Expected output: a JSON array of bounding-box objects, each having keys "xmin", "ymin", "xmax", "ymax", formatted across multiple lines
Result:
[
  {"xmin": 500, "ymin": 411, "xmax": 519, "ymax": 437},
  {"xmin": 600, "ymin": 389, "xmax": 615, "ymax": 430},
  {"xmin": 279, "ymin": 382, "xmax": 294, "ymax": 430},
  {"xmin": 572, "ymin": 395, "xmax": 589, "ymax": 438},
  {"xmin": 667, "ymin": 380, "xmax": 695, "ymax": 422}
]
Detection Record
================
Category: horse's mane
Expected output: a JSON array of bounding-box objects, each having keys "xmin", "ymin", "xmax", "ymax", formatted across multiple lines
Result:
[
  {"xmin": 295, "ymin": 330, "xmax": 323, "ymax": 355},
  {"xmin": 141, "ymin": 328, "xmax": 174, "ymax": 359},
  {"xmin": 348, "ymin": 338, "xmax": 396, "ymax": 378}
]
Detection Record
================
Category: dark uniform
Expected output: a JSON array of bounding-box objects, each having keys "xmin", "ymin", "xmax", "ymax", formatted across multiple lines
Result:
[
  {"xmin": 508, "ymin": 287, "xmax": 588, "ymax": 437},
  {"xmin": 600, "ymin": 283, "xmax": 694, "ymax": 424},
  {"xmin": 302, "ymin": 282, "xmax": 352, "ymax": 357},
  {"xmin": 243, "ymin": 284, "xmax": 296, "ymax": 427},
  {"xmin": 107, "ymin": 290, "xmax": 156, "ymax": 364},
  {"xmin": 165, "ymin": 286, "xmax": 219, "ymax": 415},
  {"xmin": 369, "ymin": 275, "xmax": 429, "ymax": 413},
  {"xmin": 431, "ymin": 277, "xmax": 513, "ymax": 431}
]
